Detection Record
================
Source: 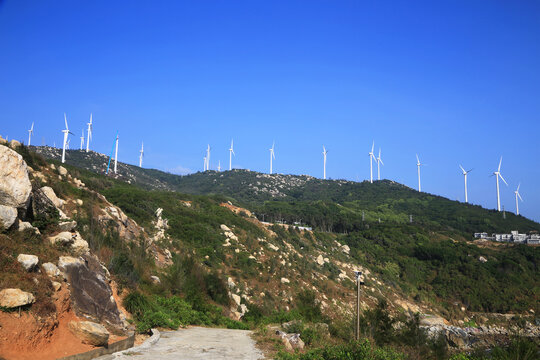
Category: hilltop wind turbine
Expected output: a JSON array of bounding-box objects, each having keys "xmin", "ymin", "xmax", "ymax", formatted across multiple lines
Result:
[
  {"xmin": 86, "ymin": 114, "xmax": 92, "ymax": 152},
  {"xmin": 416, "ymin": 154, "xmax": 426, "ymax": 192},
  {"xmin": 139, "ymin": 142, "xmax": 144, "ymax": 168},
  {"xmin": 376, "ymin": 148, "xmax": 384, "ymax": 180},
  {"xmin": 492, "ymin": 156, "xmax": 508, "ymax": 211},
  {"xmin": 229, "ymin": 139, "xmax": 235, "ymax": 171},
  {"xmin": 27, "ymin": 122, "xmax": 34, "ymax": 146},
  {"xmin": 80, "ymin": 130, "xmax": 85, "ymax": 150},
  {"xmin": 114, "ymin": 134, "xmax": 119, "ymax": 174},
  {"xmin": 218, "ymin": 160, "xmax": 221, "ymax": 172},
  {"xmin": 459, "ymin": 165, "xmax": 473, "ymax": 203},
  {"xmin": 269, "ymin": 141, "xmax": 275, "ymax": 174},
  {"xmin": 368, "ymin": 141, "xmax": 376, "ymax": 183},
  {"xmin": 61, "ymin": 113, "xmax": 74, "ymax": 163},
  {"xmin": 322, "ymin": 146, "xmax": 328, "ymax": 180},
  {"xmin": 203, "ymin": 156, "xmax": 207, "ymax": 171},
  {"xmin": 206, "ymin": 144, "xmax": 211, "ymax": 171},
  {"xmin": 514, "ymin": 183, "xmax": 523, "ymax": 215}
]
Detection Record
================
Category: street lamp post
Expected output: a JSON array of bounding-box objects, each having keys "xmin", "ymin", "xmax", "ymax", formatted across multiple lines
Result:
[{"xmin": 355, "ymin": 271, "xmax": 364, "ymax": 341}]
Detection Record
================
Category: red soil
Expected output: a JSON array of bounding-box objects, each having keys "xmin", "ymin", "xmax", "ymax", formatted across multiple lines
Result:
[{"xmin": 0, "ymin": 286, "xmax": 123, "ymax": 360}]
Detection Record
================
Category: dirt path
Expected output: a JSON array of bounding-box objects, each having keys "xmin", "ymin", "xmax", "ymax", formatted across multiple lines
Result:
[{"xmin": 97, "ymin": 327, "xmax": 265, "ymax": 360}]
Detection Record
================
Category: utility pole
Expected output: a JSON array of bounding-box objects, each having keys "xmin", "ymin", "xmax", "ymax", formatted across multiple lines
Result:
[{"xmin": 355, "ymin": 271, "xmax": 364, "ymax": 341}]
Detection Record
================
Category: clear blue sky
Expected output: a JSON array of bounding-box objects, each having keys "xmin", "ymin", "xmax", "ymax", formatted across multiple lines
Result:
[{"xmin": 1, "ymin": 1, "xmax": 539, "ymax": 222}]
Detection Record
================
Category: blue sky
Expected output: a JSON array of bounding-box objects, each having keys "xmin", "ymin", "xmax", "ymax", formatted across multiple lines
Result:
[{"xmin": 1, "ymin": 1, "xmax": 539, "ymax": 222}]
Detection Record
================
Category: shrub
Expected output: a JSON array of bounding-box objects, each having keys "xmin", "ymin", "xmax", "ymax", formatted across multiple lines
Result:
[{"xmin": 295, "ymin": 290, "xmax": 323, "ymax": 323}]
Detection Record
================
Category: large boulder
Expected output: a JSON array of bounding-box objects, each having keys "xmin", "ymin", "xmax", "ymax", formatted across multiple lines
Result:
[
  {"xmin": 68, "ymin": 321, "xmax": 109, "ymax": 346},
  {"xmin": 42, "ymin": 262, "xmax": 61, "ymax": 277},
  {"xmin": 17, "ymin": 254, "xmax": 39, "ymax": 271},
  {"xmin": 49, "ymin": 231, "xmax": 75, "ymax": 246},
  {"xmin": 39, "ymin": 186, "xmax": 65, "ymax": 209},
  {"xmin": 0, "ymin": 288, "xmax": 35, "ymax": 308},
  {"xmin": 0, "ymin": 205, "xmax": 17, "ymax": 229},
  {"xmin": 61, "ymin": 254, "xmax": 125, "ymax": 333},
  {"xmin": 0, "ymin": 145, "xmax": 32, "ymax": 209}
]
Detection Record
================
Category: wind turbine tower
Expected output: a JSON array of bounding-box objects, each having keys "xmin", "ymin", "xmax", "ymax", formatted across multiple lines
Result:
[
  {"xmin": 86, "ymin": 114, "xmax": 92, "ymax": 152},
  {"xmin": 492, "ymin": 157, "xmax": 508, "ymax": 211},
  {"xmin": 203, "ymin": 156, "xmax": 207, "ymax": 171},
  {"xmin": 368, "ymin": 141, "xmax": 375, "ymax": 183},
  {"xmin": 322, "ymin": 146, "xmax": 328, "ymax": 180},
  {"xmin": 514, "ymin": 183, "xmax": 523, "ymax": 215},
  {"xmin": 218, "ymin": 160, "xmax": 221, "ymax": 172},
  {"xmin": 80, "ymin": 130, "xmax": 85, "ymax": 150},
  {"xmin": 206, "ymin": 144, "xmax": 211, "ymax": 171},
  {"xmin": 376, "ymin": 148, "xmax": 384, "ymax": 180},
  {"xmin": 61, "ymin": 113, "xmax": 73, "ymax": 163},
  {"xmin": 269, "ymin": 142, "xmax": 275, "ymax": 174},
  {"xmin": 114, "ymin": 134, "xmax": 119, "ymax": 174},
  {"xmin": 416, "ymin": 154, "xmax": 425, "ymax": 192},
  {"xmin": 27, "ymin": 122, "xmax": 34, "ymax": 146},
  {"xmin": 139, "ymin": 142, "xmax": 144, "ymax": 168},
  {"xmin": 229, "ymin": 139, "xmax": 235, "ymax": 171},
  {"xmin": 459, "ymin": 165, "xmax": 473, "ymax": 203}
]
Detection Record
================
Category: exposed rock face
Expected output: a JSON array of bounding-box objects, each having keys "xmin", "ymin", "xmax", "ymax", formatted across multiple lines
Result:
[
  {"xmin": 17, "ymin": 220, "xmax": 40, "ymax": 234},
  {"xmin": 0, "ymin": 145, "xmax": 32, "ymax": 209},
  {"xmin": 58, "ymin": 220, "xmax": 77, "ymax": 232},
  {"xmin": 0, "ymin": 288, "xmax": 35, "ymax": 308},
  {"xmin": 49, "ymin": 231, "xmax": 75, "ymax": 245},
  {"xmin": 61, "ymin": 254, "xmax": 125, "ymax": 333},
  {"xmin": 39, "ymin": 186, "xmax": 65, "ymax": 209},
  {"xmin": 0, "ymin": 205, "xmax": 18, "ymax": 229},
  {"xmin": 17, "ymin": 254, "xmax": 39, "ymax": 271},
  {"xmin": 68, "ymin": 321, "xmax": 109, "ymax": 346}
]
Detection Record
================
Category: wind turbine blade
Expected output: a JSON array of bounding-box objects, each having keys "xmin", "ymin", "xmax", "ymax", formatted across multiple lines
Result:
[
  {"xmin": 371, "ymin": 141, "xmax": 374, "ymax": 153},
  {"xmin": 416, "ymin": 154, "xmax": 419, "ymax": 163},
  {"xmin": 518, "ymin": 193, "xmax": 523, "ymax": 201},
  {"xmin": 64, "ymin": 113, "xmax": 68, "ymax": 130},
  {"xmin": 498, "ymin": 156, "xmax": 502, "ymax": 172},
  {"xmin": 459, "ymin": 164, "xmax": 465, "ymax": 173},
  {"xmin": 380, "ymin": 159, "xmax": 384, "ymax": 166},
  {"xmin": 499, "ymin": 173, "xmax": 508, "ymax": 186},
  {"xmin": 31, "ymin": 122, "xmax": 34, "ymax": 132},
  {"xmin": 517, "ymin": 183, "xmax": 520, "ymax": 192},
  {"xmin": 467, "ymin": 168, "xmax": 473, "ymax": 173}
]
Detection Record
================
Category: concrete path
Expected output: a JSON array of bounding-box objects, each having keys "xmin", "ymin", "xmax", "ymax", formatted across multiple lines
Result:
[{"xmin": 97, "ymin": 327, "xmax": 264, "ymax": 360}]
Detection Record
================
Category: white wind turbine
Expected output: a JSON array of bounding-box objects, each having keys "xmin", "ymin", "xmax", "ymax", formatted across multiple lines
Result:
[
  {"xmin": 376, "ymin": 148, "xmax": 384, "ymax": 180},
  {"xmin": 416, "ymin": 154, "xmax": 426, "ymax": 192},
  {"xmin": 86, "ymin": 113, "xmax": 92, "ymax": 152},
  {"xmin": 27, "ymin": 122, "xmax": 34, "ymax": 146},
  {"xmin": 203, "ymin": 156, "xmax": 207, "ymax": 171},
  {"xmin": 229, "ymin": 139, "xmax": 235, "ymax": 171},
  {"xmin": 269, "ymin": 141, "xmax": 275, "ymax": 174},
  {"xmin": 368, "ymin": 141, "xmax": 376, "ymax": 183},
  {"xmin": 114, "ymin": 134, "xmax": 119, "ymax": 174},
  {"xmin": 218, "ymin": 160, "xmax": 221, "ymax": 172},
  {"xmin": 61, "ymin": 113, "xmax": 74, "ymax": 163},
  {"xmin": 80, "ymin": 129, "xmax": 85, "ymax": 150},
  {"xmin": 492, "ymin": 157, "xmax": 508, "ymax": 211},
  {"xmin": 322, "ymin": 145, "xmax": 328, "ymax": 180},
  {"xmin": 206, "ymin": 144, "xmax": 211, "ymax": 171},
  {"xmin": 459, "ymin": 165, "xmax": 473, "ymax": 203},
  {"xmin": 139, "ymin": 142, "xmax": 144, "ymax": 168},
  {"xmin": 514, "ymin": 183, "xmax": 523, "ymax": 215}
]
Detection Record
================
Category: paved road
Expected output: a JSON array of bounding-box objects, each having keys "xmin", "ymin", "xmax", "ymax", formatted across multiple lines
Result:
[{"xmin": 98, "ymin": 327, "xmax": 264, "ymax": 360}]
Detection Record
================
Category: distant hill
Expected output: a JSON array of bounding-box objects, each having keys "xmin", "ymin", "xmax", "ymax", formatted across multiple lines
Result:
[{"xmin": 32, "ymin": 146, "xmax": 540, "ymax": 237}]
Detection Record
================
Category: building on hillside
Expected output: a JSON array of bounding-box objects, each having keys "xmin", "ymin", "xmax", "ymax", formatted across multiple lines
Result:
[{"xmin": 475, "ymin": 230, "xmax": 538, "ymax": 245}]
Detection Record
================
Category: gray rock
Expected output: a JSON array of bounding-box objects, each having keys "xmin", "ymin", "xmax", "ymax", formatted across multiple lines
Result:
[
  {"xmin": 68, "ymin": 320, "xmax": 109, "ymax": 346},
  {"xmin": 49, "ymin": 231, "xmax": 75, "ymax": 246},
  {"xmin": 58, "ymin": 220, "xmax": 77, "ymax": 232},
  {"xmin": 31, "ymin": 187, "xmax": 59, "ymax": 223},
  {"xmin": 17, "ymin": 254, "xmax": 39, "ymax": 271},
  {"xmin": 0, "ymin": 205, "xmax": 17, "ymax": 229},
  {"xmin": 0, "ymin": 288, "xmax": 35, "ymax": 308},
  {"xmin": 42, "ymin": 262, "xmax": 61, "ymax": 277},
  {"xmin": 17, "ymin": 220, "xmax": 40, "ymax": 234},
  {"xmin": 0, "ymin": 145, "xmax": 32, "ymax": 209},
  {"xmin": 39, "ymin": 186, "xmax": 65, "ymax": 209}
]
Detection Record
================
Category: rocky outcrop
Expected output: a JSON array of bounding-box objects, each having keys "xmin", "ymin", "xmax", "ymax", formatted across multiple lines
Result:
[
  {"xmin": 17, "ymin": 254, "xmax": 39, "ymax": 271},
  {"xmin": 42, "ymin": 262, "xmax": 61, "ymax": 277},
  {"xmin": 0, "ymin": 205, "xmax": 18, "ymax": 229},
  {"xmin": 0, "ymin": 288, "xmax": 35, "ymax": 308},
  {"xmin": 68, "ymin": 321, "xmax": 109, "ymax": 346},
  {"xmin": 61, "ymin": 254, "xmax": 125, "ymax": 333},
  {"xmin": 0, "ymin": 145, "xmax": 32, "ymax": 210},
  {"xmin": 39, "ymin": 186, "xmax": 65, "ymax": 209}
]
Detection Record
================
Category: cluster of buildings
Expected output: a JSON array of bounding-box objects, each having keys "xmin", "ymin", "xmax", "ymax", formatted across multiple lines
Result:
[{"xmin": 474, "ymin": 231, "xmax": 540, "ymax": 245}]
